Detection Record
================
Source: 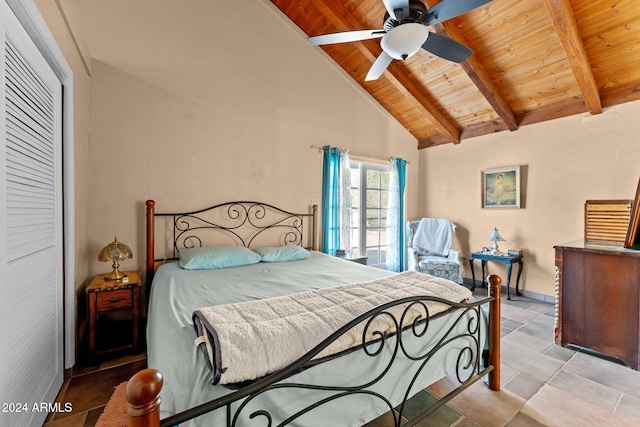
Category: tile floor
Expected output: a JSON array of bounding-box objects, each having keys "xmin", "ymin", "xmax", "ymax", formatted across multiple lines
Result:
[
  {"xmin": 366, "ymin": 289, "xmax": 640, "ymax": 427},
  {"xmin": 44, "ymin": 290, "xmax": 640, "ymax": 426}
]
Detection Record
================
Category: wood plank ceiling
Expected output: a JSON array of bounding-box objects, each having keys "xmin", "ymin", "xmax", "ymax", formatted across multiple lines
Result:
[{"xmin": 270, "ymin": 0, "xmax": 640, "ymax": 148}]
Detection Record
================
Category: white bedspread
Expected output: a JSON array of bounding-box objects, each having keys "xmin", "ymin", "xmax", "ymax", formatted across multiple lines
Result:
[{"xmin": 193, "ymin": 271, "xmax": 472, "ymax": 385}]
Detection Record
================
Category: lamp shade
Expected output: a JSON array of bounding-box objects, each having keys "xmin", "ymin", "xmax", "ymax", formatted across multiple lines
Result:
[
  {"xmin": 486, "ymin": 228, "xmax": 505, "ymax": 242},
  {"xmin": 98, "ymin": 237, "xmax": 132, "ymax": 280},
  {"xmin": 486, "ymin": 227, "xmax": 505, "ymax": 255}
]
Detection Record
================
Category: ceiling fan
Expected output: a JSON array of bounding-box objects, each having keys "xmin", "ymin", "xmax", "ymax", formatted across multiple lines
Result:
[{"xmin": 308, "ymin": 0, "xmax": 491, "ymax": 81}]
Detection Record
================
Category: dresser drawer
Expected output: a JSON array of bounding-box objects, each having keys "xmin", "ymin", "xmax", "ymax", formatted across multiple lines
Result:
[{"xmin": 96, "ymin": 288, "xmax": 133, "ymax": 312}]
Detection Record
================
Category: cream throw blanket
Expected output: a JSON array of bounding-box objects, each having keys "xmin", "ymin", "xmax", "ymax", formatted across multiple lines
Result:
[
  {"xmin": 193, "ymin": 271, "xmax": 472, "ymax": 385},
  {"xmin": 413, "ymin": 218, "xmax": 456, "ymax": 256}
]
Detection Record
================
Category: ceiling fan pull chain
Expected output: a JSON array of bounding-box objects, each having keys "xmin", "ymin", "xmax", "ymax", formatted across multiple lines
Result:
[{"xmin": 420, "ymin": 11, "xmax": 438, "ymax": 24}]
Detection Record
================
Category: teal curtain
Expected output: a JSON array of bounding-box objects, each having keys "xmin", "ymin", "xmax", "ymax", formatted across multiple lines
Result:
[
  {"xmin": 397, "ymin": 158, "xmax": 407, "ymax": 270},
  {"xmin": 321, "ymin": 146, "xmax": 341, "ymax": 254},
  {"xmin": 387, "ymin": 157, "xmax": 407, "ymax": 271}
]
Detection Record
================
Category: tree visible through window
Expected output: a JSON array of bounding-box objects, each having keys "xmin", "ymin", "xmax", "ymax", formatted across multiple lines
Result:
[{"xmin": 346, "ymin": 161, "xmax": 391, "ymax": 269}]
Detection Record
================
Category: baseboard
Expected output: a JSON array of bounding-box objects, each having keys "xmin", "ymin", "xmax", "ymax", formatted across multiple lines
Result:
[
  {"xmin": 519, "ymin": 289, "xmax": 555, "ymax": 304},
  {"xmin": 64, "ymin": 366, "xmax": 73, "ymax": 381},
  {"xmin": 462, "ymin": 278, "xmax": 555, "ymax": 304}
]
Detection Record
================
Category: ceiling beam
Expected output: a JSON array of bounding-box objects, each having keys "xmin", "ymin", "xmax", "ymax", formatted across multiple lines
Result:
[
  {"xmin": 543, "ymin": 0, "xmax": 602, "ymax": 115},
  {"xmin": 307, "ymin": 0, "xmax": 460, "ymax": 143},
  {"xmin": 419, "ymin": 119, "xmax": 509, "ymax": 148},
  {"xmin": 419, "ymin": 96, "xmax": 590, "ymax": 148},
  {"xmin": 425, "ymin": 0, "xmax": 518, "ymax": 132},
  {"xmin": 600, "ymin": 80, "xmax": 640, "ymax": 108},
  {"xmin": 384, "ymin": 60, "xmax": 461, "ymax": 143},
  {"xmin": 518, "ymin": 97, "xmax": 588, "ymax": 126}
]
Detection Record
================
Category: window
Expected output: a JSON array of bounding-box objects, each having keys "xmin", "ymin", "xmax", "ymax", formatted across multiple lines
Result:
[{"xmin": 346, "ymin": 161, "xmax": 391, "ymax": 269}]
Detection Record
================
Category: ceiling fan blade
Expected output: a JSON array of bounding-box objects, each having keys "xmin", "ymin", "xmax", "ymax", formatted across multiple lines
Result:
[
  {"xmin": 421, "ymin": 32, "xmax": 473, "ymax": 63},
  {"xmin": 382, "ymin": 0, "xmax": 410, "ymax": 21},
  {"xmin": 308, "ymin": 30, "xmax": 385, "ymax": 46},
  {"xmin": 365, "ymin": 51, "xmax": 394, "ymax": 81},
  {"xmin": 421, "ymin": 0, "xmax": 492, "ymax": 26}
]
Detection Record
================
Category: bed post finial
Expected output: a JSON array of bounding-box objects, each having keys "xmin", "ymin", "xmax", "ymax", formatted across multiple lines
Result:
[
  {"xmin": 146, "ymin": 200, "xmax": 156, "ymax": 296},
  {"xmin": 126, "ymin": 368, "xmax": 163, "ymax": 427},
  {"xmin": 312, "ymin": 204, "xmax": 318, "ymax": 251},
  {"xmin": 487, "ymin": 274, "xmax": 501, "ymax": 391}
]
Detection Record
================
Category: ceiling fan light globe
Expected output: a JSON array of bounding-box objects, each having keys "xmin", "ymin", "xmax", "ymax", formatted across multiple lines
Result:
[{"xmin": 381, "ymin": 23, "xmax": 429, "ymax": 60}]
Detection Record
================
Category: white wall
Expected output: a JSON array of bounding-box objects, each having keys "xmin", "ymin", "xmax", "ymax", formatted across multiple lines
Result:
[
  {"xmin": 87, "ymin": 60, "xmax": 419, "ymax": 279},
  {"xmin": 420, "ymin": 100, "xmax": 640, "ymax": 297}
]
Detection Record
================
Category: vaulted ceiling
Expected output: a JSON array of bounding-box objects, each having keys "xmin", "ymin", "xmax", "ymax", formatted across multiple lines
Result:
[{"xmin": 270, "ymin": 0, "xmax": 640, "ymax": 148}]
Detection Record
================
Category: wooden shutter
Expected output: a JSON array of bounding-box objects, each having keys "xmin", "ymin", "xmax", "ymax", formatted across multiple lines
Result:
[{"xmin": 584, "ymin": 200, "xmax": 632, "ymax": 244}]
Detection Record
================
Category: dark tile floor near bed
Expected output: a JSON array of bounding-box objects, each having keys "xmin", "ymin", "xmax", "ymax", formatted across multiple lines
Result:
[{"xmin": 44, "ymin": 289, "xmax": 640, "ymax": 427}]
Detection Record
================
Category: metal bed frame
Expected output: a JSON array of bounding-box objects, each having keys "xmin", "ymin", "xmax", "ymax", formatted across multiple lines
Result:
[{"xmin": 127, "ymin": 199, "xmax": 501, "ymax": 427}]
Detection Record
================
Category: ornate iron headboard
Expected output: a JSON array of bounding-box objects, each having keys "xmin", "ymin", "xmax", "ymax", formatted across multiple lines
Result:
[{"xmin": 145, "ymin": 200, "xmax": 318, "ymax": 286}]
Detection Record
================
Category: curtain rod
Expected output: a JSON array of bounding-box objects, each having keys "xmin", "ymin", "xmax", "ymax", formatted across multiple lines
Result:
[{"xmin": 309, "ymin": 145, "xmax": 409, "ymax": 164}]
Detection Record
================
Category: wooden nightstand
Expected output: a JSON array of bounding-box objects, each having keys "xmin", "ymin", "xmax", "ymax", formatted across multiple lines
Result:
[{"xmin": 86, "ymin": 270, "xmax": 141, "ymax": 363}]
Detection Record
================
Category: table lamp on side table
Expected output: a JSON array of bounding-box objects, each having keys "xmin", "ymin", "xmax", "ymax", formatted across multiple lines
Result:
[
  {"xmin": 487, "ymin": 227, "xmax": 505, "ymax": 255},
  {"xmin": 98, "ymin": 237, "xmax": 133, "ymax": 280}
]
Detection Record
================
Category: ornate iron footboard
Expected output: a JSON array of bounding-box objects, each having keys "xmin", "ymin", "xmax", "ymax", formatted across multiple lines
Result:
[{"xmin": 126, "ymin": 278, "xmax": 501, "ymax": 427}]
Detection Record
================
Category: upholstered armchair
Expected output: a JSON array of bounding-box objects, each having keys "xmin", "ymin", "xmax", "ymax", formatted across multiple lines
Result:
[{"xmin": 406, "ymin": 219, "xmax": 464, "ymax": 284}]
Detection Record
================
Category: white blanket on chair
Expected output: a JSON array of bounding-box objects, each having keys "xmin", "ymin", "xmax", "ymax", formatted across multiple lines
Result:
[
  {"xmin": 193, "ymin": 271, "xmax": 471, "ymax": 385},
  {"xmin": 413, "ymin": 218, "xmax": 455, "ymax": 256}
]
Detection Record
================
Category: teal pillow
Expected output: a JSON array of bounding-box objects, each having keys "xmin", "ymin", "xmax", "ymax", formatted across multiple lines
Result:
[
  {"xmin": 179, "ymin": 246, "xmax": 261, "ymax": 270},
  {"xmin": 253, "ymin": 245, "xmax": 309, "ymax": 262}
]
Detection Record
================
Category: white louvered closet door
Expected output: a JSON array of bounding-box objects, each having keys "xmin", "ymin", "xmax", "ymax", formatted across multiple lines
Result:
[{"xmin": 0, "ymin": 1, "xmax": 64, "ymax": 426}]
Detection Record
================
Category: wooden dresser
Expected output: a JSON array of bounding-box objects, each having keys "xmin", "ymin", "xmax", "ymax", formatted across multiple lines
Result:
[{"xmin": 554, "ymin": 241, "xmax": 640, "ymax": 369}]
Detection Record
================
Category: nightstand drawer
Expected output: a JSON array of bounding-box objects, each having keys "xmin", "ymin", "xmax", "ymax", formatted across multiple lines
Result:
[{"xmin": 96, "ymin": 289, "xmax": 133, "ymax": 312}]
